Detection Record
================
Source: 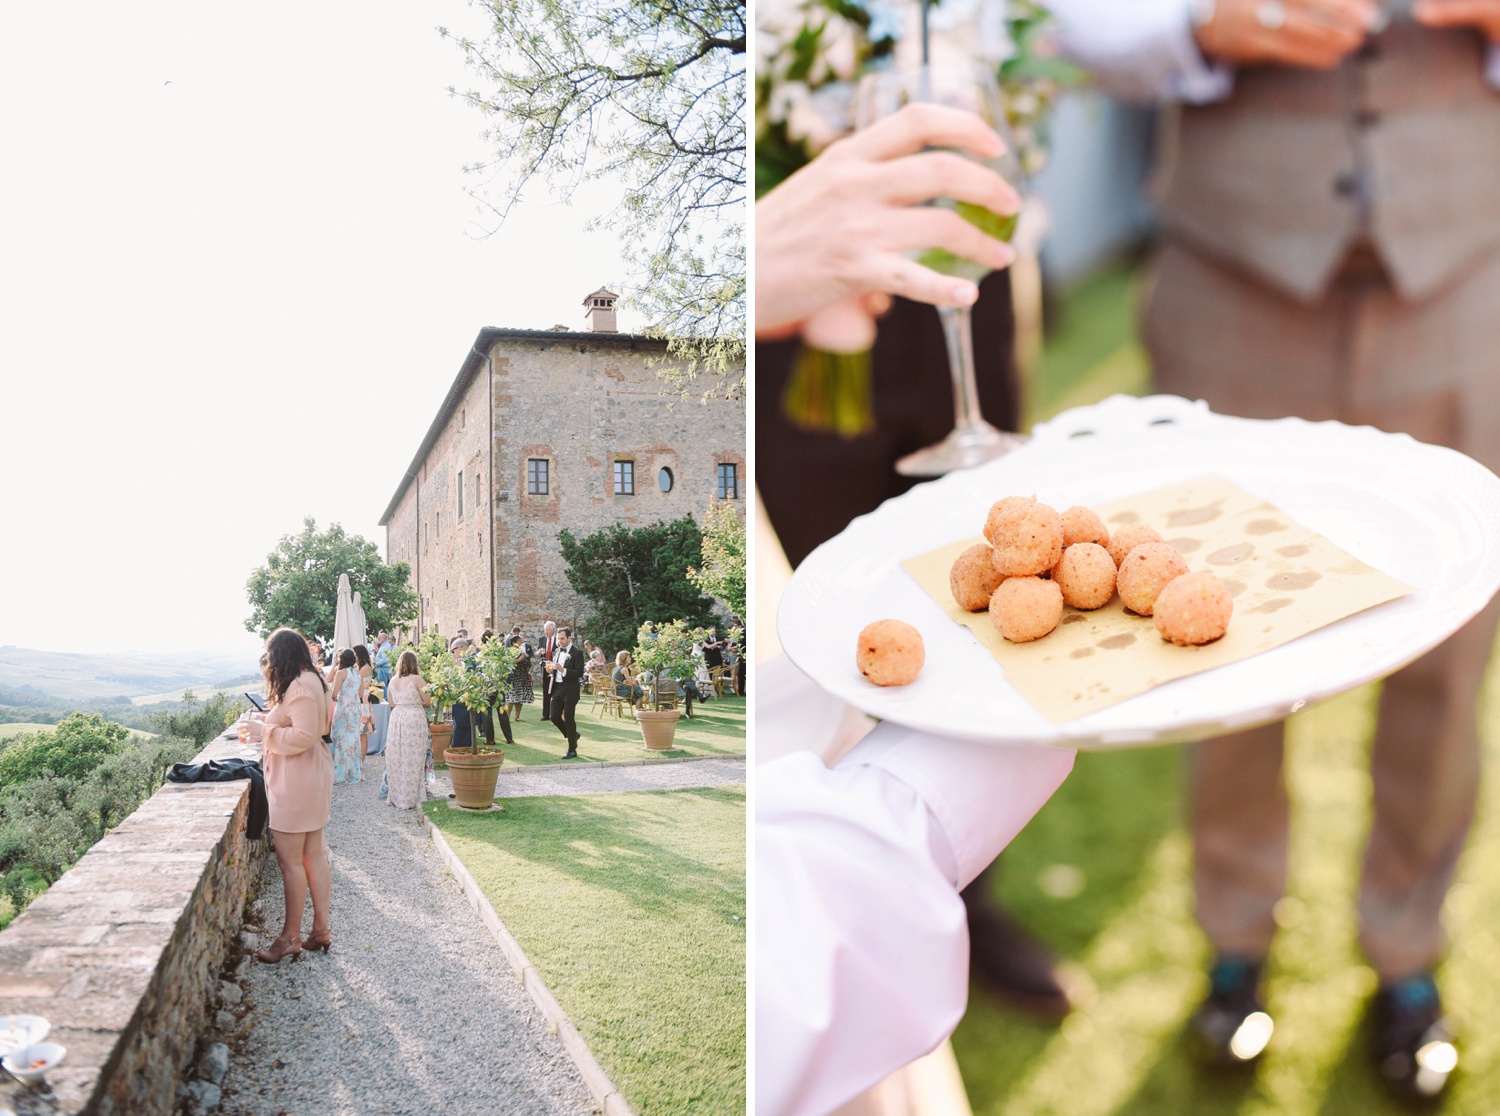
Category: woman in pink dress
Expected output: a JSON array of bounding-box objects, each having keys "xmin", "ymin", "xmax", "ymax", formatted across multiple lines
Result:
[
  {"xmin": 246, "ymin": 627, "xmax": 335, "ymax": 963},
  {"xmin": 384, "ymin": 650, "xmax": 432, "ymax": 810}
]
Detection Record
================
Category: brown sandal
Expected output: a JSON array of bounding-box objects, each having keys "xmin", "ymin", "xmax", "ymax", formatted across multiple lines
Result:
[
  {"xmin": 301, "ymin": 930, "xmax": 332, "ymax": 953},
  {"xmin": 253, "ymin": 935, "xmax": 303, "ymax": 964}
]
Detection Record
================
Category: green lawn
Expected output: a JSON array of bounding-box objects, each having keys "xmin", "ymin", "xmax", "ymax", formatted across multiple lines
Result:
[
  {"xmin": 426, "ymin": 785, "xmax": 746, "ymax": 1115},
  {"xmin": 484, "ymin": 694, "xmax": 745, "ymax": 767},
  {"xmin": 954, "ymin": 681, "xmax": 1500, "ymax": 1115},
  {"xmin": 951, "ymin": 261, "xmax": 1500, "ymax": 1112}
]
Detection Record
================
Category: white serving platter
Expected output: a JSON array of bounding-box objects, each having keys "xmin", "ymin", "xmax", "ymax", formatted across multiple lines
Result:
[{"xmin": 778, "ymin": 395, "xmax": 1500, "ymax": 748}]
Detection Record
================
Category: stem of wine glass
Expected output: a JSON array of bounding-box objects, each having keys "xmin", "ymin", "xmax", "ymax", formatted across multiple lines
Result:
[{"xmin": 938, "ymin": 303, "xmax": 985, "ymax": 433}]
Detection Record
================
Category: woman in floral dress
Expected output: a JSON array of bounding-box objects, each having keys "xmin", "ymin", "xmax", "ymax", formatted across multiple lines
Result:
[
  {"xmin": 504, "ymin": 632, "xmax": 534, "ymax": 721},
  {"xmin": 384, "ymin": 650, "xmax": 431, "ymax": 810},
  {"xmin": 327, "ymin": 648, "xmax": 365, "ymax": 784},
  {"xmin": 353, "ymin": 644, "xmax": 375, "ymax": 760}
]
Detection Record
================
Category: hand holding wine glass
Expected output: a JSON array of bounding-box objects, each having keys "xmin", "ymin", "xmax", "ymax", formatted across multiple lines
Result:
[
  {"xmin": 855, "ymin": 62, "xmax": 1028, "ymax": 475},
  {"xmin": 755, "ymin": 101, "xmax": 1021, "ymax": 339}
]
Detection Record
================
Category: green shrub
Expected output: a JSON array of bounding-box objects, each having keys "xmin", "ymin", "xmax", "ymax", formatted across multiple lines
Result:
[
  {"xmin": 0, "ymin": 713, "xmax": 130, "ymax": 786},
  {"xmin": 148, "ymin": 691, "xmax": 245, "ymax": 747},
  {"xmin": 0, "ymin": 727, "xmax": 199, "ymax": 917}
]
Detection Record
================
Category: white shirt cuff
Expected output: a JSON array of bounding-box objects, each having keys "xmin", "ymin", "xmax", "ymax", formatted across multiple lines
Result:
[
  {"xmin": 837, "ymin": 723, "xmax": 1076, "ymax": 890},
  {"xmin": 1049, "ymin": 0, "xmax": 1234, "ymax": 104},
  {"xmin": 1164, "ymin": 5, "xmax": 1235, "ymax": 103}
]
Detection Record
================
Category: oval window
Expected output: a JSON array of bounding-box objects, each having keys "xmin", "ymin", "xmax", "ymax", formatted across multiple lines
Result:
[{"xmin": 658, "ymin": 467, "xmax": 674, "ymax": 493}]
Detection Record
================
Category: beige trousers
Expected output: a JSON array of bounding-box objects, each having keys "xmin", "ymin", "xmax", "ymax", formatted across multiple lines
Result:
[{"xmin": 1145, "ymin": 241, "xmax": 1500, "ymax": 980}]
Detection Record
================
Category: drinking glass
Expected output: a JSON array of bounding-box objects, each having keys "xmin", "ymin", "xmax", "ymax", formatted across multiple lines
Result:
[{"xmin": 856, "ymin": 63, "xmax": 1027, "ymax": 476}]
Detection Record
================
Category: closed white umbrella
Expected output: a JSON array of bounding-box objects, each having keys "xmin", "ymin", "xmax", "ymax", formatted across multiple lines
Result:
[
  {"xmin": 333, "ymin": 573, "xmax": 357, "ymax": 652},
  {"xmin": 351, "ymin": 591, "xmax": 368, "ymax": 651}
]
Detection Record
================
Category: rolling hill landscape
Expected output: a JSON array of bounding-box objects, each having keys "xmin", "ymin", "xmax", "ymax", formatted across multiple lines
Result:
[{"xmin": 0, "ymin": 645, "xmax": 260, "ymax": 721}]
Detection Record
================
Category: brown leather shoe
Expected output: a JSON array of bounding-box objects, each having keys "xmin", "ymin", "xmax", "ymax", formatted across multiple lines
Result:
[
  {"xmin": 962, "ymin": 871, "xmax": 1072, "ymax": 1021},
  {"xmin": 300, "ymin": 930, "xmax": 332, "ymax": 953}
]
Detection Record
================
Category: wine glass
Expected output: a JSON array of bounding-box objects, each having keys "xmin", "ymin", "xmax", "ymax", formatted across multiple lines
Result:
[{"xmin": 856, "ymin": 63, "xmax": 1027, "ymax": 477}]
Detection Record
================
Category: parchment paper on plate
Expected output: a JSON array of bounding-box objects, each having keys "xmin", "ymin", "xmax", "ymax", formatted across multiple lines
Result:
[{"xmin": 901, "ymin": 475, "xmax": 1413, "ymax": 723}]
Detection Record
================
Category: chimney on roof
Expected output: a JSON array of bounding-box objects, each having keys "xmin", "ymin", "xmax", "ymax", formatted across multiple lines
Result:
[{"xmin": 583, "ymin": 287, "xmax": 619, "ymax": 333}]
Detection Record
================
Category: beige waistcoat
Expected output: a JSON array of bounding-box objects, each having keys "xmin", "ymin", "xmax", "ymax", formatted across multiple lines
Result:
[{"xmin": 1152, "ymin": 24, "xmax": 1500, "ymax": 302}]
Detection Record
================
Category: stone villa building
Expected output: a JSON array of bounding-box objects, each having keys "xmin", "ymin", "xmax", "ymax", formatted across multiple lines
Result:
[{"xmin": 379, "ymin": 289, "xmax": 745, "ymax": 641}]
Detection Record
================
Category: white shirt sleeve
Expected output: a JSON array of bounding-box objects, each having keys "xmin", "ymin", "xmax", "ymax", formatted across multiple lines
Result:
[
  {"xmin": 755, "ymin": 724, "xmax": 1076, "ymax": 1116},
  {"xmin": 1045, "ymin": 0, "xmax": 1235, "ymax": 103}
]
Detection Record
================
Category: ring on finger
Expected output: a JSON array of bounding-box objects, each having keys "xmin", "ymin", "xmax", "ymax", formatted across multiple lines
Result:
[{"xmin": 1257, "ymin": 0, "xmax": 1288, "ymax": 29}]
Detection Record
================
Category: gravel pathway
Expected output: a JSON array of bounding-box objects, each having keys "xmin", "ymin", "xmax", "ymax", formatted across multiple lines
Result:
[
  {"xmin": 217, "ymin": 753, "xmax": 744, "ymax": 1115},
  {"xmin": 493, "ymin": 757, "xmax": 746, "ymax": 798},
  {"xmin": 220, "ymin": 757, "xmax": 592, "ymax": 1116}
]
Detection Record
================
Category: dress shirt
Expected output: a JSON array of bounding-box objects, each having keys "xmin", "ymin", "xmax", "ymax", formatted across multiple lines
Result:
[
  {"xmin": 1045, "ymin": 0, "xmax": 1500, "ymax": 101},
  {"xmin": 755, "ymin": 656, "xmax": 1076, "ymax": 1116},
  {"xmin": 551, "ymin": 644, "xmax": 581, "ymax": 683}
]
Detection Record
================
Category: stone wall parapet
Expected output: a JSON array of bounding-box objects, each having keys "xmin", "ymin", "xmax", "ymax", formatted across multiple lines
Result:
[{"xmin": 0, "ymin": 733, "xmax": 266, "ymax": 1115}]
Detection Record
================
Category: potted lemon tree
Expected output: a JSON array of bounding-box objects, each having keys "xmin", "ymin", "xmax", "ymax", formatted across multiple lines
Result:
[
  {"xmin": 630, "ymin": 620, "xmax": 706, "ymax": 751},
  {"xmin": 443, "ymin": 637, "xmax": 515, "ymax": 809},
  {"xmin": 405, "ymin": 629, "xmax": 462, "ymax": 757}
]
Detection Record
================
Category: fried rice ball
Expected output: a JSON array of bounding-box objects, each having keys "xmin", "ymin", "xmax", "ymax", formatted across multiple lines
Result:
[
  {"xmin": 1106, "ymin": 522, "xmax": 1165, "ymax": 568},
  {"xmin": 985, "ymin": 499, "xmax": 1064, "ymax": 577},
  {"xmin": 856, "ymin": 620, "xmax": 925, "ymax": 686},
  {"xmin": 1052, "ymin": 542, "xmax": 1116, "ymax": 610},
  {"xmin": 1061, "ymin": 506, "xmax": 1110, "ymax": 549},
  {"xmin": 983, "ymin": 496, "xmax": 1036, "ymax": 545},
  {"xmin": 1155, "ymin": 571, "xmax": 1235, "ymax": 645},
  {"xmin": 950, "ymin": 542, "xmax": 1006, "ymax": 611},
  {"xmin": 989, "ymin": 576, "xmax": 1064, "ymax": 643},
  {"xmin": 1116, "ymin": 542, "xmax": 1190, "ymax": 615}
]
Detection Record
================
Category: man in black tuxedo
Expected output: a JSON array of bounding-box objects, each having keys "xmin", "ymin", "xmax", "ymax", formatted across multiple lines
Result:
[
  {"xmin": 448, "ymin": 637, "xmax": 475, "ymax": 749},
  {"xmin": 702, "ymin": 630, "xmax": 726, "ymax": 672},
  {"xmin": 538, "ymin": 620, "xmax": 558, "ymax": 721},
  {"xmin": 544, "ymin": 626, "xmax": 586, "ymax": 758}
]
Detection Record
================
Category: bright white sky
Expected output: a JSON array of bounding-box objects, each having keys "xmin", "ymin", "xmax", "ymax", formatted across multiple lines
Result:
[{"xmin": 0, "ymin": 2, "xmax": 644, "ymax": 660}]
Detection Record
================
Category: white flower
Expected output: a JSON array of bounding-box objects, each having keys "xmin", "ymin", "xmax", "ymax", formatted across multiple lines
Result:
[{"xmin": 863, "ymin": 0, "xmax": 905, "ymax": 43}]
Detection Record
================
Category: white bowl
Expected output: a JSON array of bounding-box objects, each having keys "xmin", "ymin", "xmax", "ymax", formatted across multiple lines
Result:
[
  {"xmin": 0, "ymin": 1016, "xmax": 48, "ymax": 1058},
  {"xmin": 3, "ymin": 1041, "xmax": 63, "ymax": 1085}
]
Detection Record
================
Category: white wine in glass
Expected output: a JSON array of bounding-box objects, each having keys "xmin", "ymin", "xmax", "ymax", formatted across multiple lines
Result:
[{"xmin": 857, "ymin": 63, "xmax": 1026, "ymax": 477}]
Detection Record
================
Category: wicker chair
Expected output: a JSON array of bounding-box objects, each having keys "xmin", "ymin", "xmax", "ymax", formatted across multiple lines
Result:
[{"xmin": 651, "ymin": 677, "xmax": 679, "ymax": 712}]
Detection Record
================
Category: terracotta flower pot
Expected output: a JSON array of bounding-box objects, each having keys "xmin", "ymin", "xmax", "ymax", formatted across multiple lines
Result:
[
  {"xmin": 429, "ymin": 721, "xmax": 453, "ymax": 755},
  {"xmin": 634, "ymin": 708, "xmax": 681, "ymax": 751},
  {"xmin": 444, "ymin": 748, "xmax": 505, "ymax": 810}
]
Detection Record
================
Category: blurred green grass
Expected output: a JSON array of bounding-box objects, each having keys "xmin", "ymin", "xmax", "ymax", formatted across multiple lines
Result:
[
  {"xmin": 952, "ymin": 263, "xmax": 1500, "ymax": 1113},
  {"xmin": 1023, "ymin": 260, "xmax": 1151, "ymax": 430}
]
